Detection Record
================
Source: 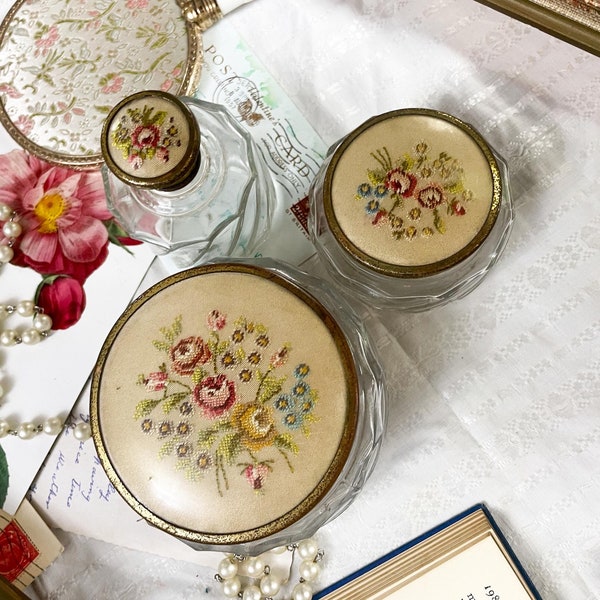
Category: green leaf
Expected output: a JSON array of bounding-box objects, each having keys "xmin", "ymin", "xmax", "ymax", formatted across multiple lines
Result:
[
  {"xmin": 158, "ymin": 438, "xmax": 175, "ymax": 458},
  {"xmin": 162, "ymin": 391, "xmax": 189, "ymax": 414},
  {"xmin": 197, "ymin": 428, "xmax": 219, "ymax": 449},
  {"xmin": 192, "ymin": 367, "xmax": 208, "ymax": 386},
  {"xmin": 134, "ymin": 398, "xmax": 162, "ymax": 420},
  {"xmin": 216, "ymin": 433, "xmax": 241, "ymax": 465},
  {"xmin": 274, "ymin": 433, "xmax": 299, "ymax": 454},
  {"xmin": 152, "ymin": 340, "xmax": 171, "ymax": 353},
  {"xmin": 257, "ymin": 374, "xmax": 286, "ymax": 404},
  {"xmin": 434, "ymin": 209, "xmax": 446, "ymax": 234}
]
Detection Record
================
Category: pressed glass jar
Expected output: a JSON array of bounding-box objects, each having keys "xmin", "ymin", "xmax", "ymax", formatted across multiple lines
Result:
[
  {"xmin": 101, "ymin": 90, "xmax": 275, "ymax": 269},
  {"xmin": 90, "ymin": 258, "xmax": 386, "ymax": 555},
  {"xmin": 308, "ymin": 109, "xmax": 514, "ymax": 311}
]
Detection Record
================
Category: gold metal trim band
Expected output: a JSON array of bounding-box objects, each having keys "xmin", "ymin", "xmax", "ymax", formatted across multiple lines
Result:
[{"xmin": 179, "ymin": 0, "xmax": 224, "ymax": 31}]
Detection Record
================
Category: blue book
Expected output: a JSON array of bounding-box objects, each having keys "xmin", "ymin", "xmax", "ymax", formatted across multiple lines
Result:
[{"xmin": 315, "ymin": 504, "xmax": 542, "ymax": 599}]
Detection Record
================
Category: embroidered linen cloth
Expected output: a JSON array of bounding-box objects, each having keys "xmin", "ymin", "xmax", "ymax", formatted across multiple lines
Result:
[{"xmin": 8, "ymin": 0, "xmax": 600, "ymax": 598}]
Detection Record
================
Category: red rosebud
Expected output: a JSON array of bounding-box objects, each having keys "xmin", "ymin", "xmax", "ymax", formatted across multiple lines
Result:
[{"xmin": 36, "ymin": 276, "xmax": 86, "ymax": 330}]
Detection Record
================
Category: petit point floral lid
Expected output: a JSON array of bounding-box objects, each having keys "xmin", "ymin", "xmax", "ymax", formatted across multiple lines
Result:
[
  {"xmin": 0, "ymin": 0, "xmax": 204, "ymax": 170},
  {"xmin": 323, "ymin": 109, "xmax": 503, "ymax": 277},
  {"xmin": 101, "ymin": 90, "xmax": 200, "ymax": 190},
  {"xmin": 91, "ymin": 263, "xmax": 359, "ymax": 547}
]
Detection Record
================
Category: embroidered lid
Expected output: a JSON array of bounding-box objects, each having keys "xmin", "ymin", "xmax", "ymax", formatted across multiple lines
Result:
[
  {"xmin": 91, "ymin": 263, "xmax": 359, "ymax": 547},
  {"xmin": 101, "ymin": 90, "xmax": 201, "ymax": 190},
  {"xmin": 0, "ymin": 0, "xmax": 204, "ymax": 170},
  {"xmin": 323, "ymin": 109, "xmax": 502, "ymax": 277}
]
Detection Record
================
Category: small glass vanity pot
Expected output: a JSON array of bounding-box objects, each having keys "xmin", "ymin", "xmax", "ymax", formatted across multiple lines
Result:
[
  {"xmin": 90, "ymin": 258, "xmax": 386, "ymax": 555},
  {"xmin": 101, "ymin": 90, "xmax": 275, "ymax": 270},
  {"xmin": 308, "ymin": 109, "xmax": 514, "ymax": 311}
]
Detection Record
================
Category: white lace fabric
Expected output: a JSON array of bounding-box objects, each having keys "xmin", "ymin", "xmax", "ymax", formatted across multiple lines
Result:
[{"xmin": 14, "ymin": 0, "xmax": 600, "ymax": 598}]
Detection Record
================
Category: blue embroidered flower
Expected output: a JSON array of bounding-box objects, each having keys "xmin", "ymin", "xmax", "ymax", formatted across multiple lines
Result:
[
  {"xmin": 365, "ymin": 199, "xmax": 380, "ymax": 215},
  {"xmin": 292, "ymin": 381, "xmax": 310, "ymax": 398},
  {"xmin": 374, "ymin": 183, "xmax": 387, "ymax": 198},
  {"xmin": 275, "ymin": 395, "xmax": 292, "ymax": 411},
  {"xmin": 294, "ymin": 363, "xmax": 310, "ymax": 378},
  {"xmin": 357, "ymin": 183, "xmax": 372, "ymax": 197}
]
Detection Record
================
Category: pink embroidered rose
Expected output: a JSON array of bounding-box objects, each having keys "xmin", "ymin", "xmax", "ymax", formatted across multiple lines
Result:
[
  {"xmin": 385, "ymin": 168, "xmax": 417, "ymax": 198},
  {"xmin": 243, "ymin": 464, "xmax": 270, "ymax": 490},
  {"xmin": 0, "ymin": 150, "xmax": 113, "ymax": 282},
  {"xmin": 193, "ymin": 374, "xmax": 236, "ymax": 419},
  {"xmin": 451, "ymin": 200, "xmax": 466, "ymax": 216},
  {"xmin": 417, "ymin": 184, "xmax": 445, "ymax": 209},
  {"xmin": 270, "ymin": 345, "xmax": 290, "ymax": 368},
  {"xmin": 144, "ymin": 371, "xmax": 168, "ymax": 392},
  {"xmin": 170, "ymin": 337, "xmax": 212, "ymax": 375},
  {"xmin": 207, "ymin": 309, "xmax": 226, "ymax": 331},
  {"xmin": 35, "ymin": 276, "xmax": 86, "ymax": 330},
  {"xmin": 131, "ymin": 125, "xmax": 161, "ymax": 151}
]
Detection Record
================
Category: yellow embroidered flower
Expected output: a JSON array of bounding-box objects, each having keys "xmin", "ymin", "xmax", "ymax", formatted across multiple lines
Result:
[{"xmin": 231, "ymin": 402, "xmax": 276, "ymax": 452}]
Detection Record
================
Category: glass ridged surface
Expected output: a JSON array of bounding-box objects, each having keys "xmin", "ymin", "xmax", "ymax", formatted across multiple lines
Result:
[
  {"xmin": 309, "ymin": 109, "xmax": 514, "ymax": 311},
  {"xmin": 102, "ymin": 96, "xmax": 275, "ymax": 269}
]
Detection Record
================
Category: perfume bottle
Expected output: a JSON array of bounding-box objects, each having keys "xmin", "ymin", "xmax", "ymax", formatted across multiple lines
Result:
[{"xmin": 100, "ymin": 90, "xmax": 275, "ymax": 268}]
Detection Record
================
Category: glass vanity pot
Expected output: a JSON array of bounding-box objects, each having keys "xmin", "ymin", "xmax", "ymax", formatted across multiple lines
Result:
[
  {"xmin": 90, "ymin": 258, "xmax": 387, "ymax": 555},
  {"xmin": 101, "ymin": 90, "xmax": 275, "ymax": 270},
  {"xmin": 308, "ymin": 109, "xmax": 514, "ymax": 311}
]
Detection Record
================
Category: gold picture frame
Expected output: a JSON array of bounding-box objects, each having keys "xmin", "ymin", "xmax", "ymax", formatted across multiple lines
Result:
[{"xmin": 475, "ymin": 0, "xmax": 600, "ymax": 56}]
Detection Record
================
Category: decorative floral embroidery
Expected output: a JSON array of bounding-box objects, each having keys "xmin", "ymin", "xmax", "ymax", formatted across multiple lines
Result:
[
  {"xmin": 135, "ymin": 311, "xmax": 319, "ymax": 496},
  {"xmin": 0, "ymin": 0, "xmax": 189, "ymax": 158},
  {"xmin": 355, "ymin": 143, "xmax": 473, "ymax": 241},
  {"xmin": 110, "ymin": 104, "xmax": 182, "ymax": 170}
]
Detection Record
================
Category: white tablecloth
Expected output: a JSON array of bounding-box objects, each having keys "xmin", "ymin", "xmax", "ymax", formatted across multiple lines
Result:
[{"xmin": 19, "ymin": 0, "xmax": 600, "ymax": 597}]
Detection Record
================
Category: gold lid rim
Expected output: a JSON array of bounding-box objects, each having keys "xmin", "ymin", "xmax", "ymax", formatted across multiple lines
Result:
[
  {"xmin": 90, "ymin": 263, "xmax": 360, "ymax": 546},
  {"xmin": 322, "ymin": 108, "xmax": 503, "ymax": 278},
  {"xmin": 100, "ymin": 90, "xmax": 201, "ymax": 189}
]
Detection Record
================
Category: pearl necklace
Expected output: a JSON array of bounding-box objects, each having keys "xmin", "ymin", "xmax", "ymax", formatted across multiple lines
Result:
[
  {"xmin": 0, "ymin": 201, "xmax": 91, "ymax": 442},
  {"xmin": 215, "ymin": 538, "xmax": 324, "ymax": 600}
]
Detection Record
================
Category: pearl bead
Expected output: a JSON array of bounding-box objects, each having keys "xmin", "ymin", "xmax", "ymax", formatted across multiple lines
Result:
[
  {"xmin": 18, "ymin": 422, "xmax": 37, "ymax": 440},
  {"xmin": 245, "ymin": 556, "xmax": 265, "ymax": 577},
  {"xmin": 260, "ymin": 573, "xmax": 281, "ymax": 597},
  {"xmin": 222, "ymin": 576, "xmax": 241, "ymax": 597},
  {"xmin": 73, "ymin": 422, "xmax": 91, "ymax": 441},
  {"xmin": 0, "ymin": 245, "xmax": 13, "ymax": 264},
  {"xmin": 43, "ymin": 417, "xmax": 63, "ymax": 436},
  {"xmin": 3, "ymin": 220, "xmax": 22, "ymax": 239},
  {"xmin": 33, "ymin": 312, "xmax": 52, "ymax": 332},
  {"xmin": 16, "ymin": 300, "xmax": 35, "ymax": 317},
  {"xmin": 297, "ymin": 539, "xmax": 319, "ymax": 561},
  {"xmin": 0, "ymin": 203, "xmax": 12, "ymax": 221},
  {"xmin": 292, "ymin": 582, "xmax": 313, "ymax": 600},
  {"xmin": 0, "ymin": 329, "xmax": 19, "ymax": 346},
  {"xmin": 299, "ymin": 559, "xmax": 320, "ymax": 582},
  {"xmin": 0, "ymin": 420, "xmax": 10, "ymax": 438},
  {"xmin": 218, "ymin": 557, "xmax": 238, "ymax": 580},
  {"xmin": 242, "ymin": 585, "xmax": 262, "ymax": 600},
  {"xmin": 21, "ymin": 328, "xmax": 41, "ymax": 345}
]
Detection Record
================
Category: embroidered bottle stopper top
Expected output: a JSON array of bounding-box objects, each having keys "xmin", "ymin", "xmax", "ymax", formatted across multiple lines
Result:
[
  {"xmin": 91, "ymin": 263, "xmax": 359, "ymax": 549},
  {"xmin": 101, "ymin": 90, "xmax": 201, "ymax": 191},
  {"xmin": 322, "ymin": 109, "xmax": 503, "ymax": 277},
  {"xmin": 0, "ymin": 0, "xmax": 204, "ymax": 170}
]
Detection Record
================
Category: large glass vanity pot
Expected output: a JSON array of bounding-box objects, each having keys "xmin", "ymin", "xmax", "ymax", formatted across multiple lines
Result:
[
  {"xmin": 90, "ymin": 259, "xmax": 387, "ymax": 555},
  {"xmin": 308, "ymin": 109, "xmax": 514, "ymax": 311}
]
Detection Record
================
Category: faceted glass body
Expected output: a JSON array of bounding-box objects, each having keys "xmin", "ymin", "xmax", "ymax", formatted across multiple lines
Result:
[{"xmin": 102, "ymin": 97, "xmax": 274, "ymax": 269}]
